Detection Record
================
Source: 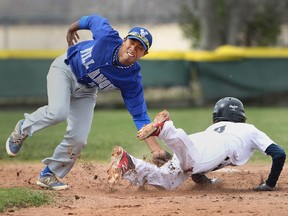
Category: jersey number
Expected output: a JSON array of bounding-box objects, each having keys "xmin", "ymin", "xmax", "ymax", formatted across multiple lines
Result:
[{"xmin": 214, "ymin": 125, "xmax": 226, "ymax": 133}]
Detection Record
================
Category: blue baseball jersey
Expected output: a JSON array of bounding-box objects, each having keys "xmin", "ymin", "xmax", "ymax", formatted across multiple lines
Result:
[{"xmin": 65, "ymin": 14, "xmax": 150, "ymax": 130}]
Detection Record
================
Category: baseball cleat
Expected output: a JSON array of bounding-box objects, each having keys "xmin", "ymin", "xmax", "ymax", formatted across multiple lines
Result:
[
  {"xmin": 6, "ymin": 120, "xmax": 28, "ymax": 157},
  {"xmin": 137, "ymin": 110, "xmax": 170, "ymax": 140},
  {"xmin": 36, "ymin": 173, "xmax": 69, "ymax": 190},
  {"xmin": 107, "ymin": 146, "xmax": 134, "ymax": 185}
]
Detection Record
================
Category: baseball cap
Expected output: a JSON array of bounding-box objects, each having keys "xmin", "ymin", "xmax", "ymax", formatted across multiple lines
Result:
[{"xmin": 126, "ymin": 27, "xmax": 153, "ymax": 50}]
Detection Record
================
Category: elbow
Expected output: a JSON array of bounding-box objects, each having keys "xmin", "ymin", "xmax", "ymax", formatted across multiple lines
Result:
[
  {"xmin": 281, "ymin": 151, "xmax": 286, "ymax": 162},
  {"xmin": 278, "ymin": 148, "xmax": 286, "ymax": 160},
  {"xmin": 266, "ymin": 144, "xmax": 286, "ymax": 162},
  {"xmin": 275, "ymin": 149, "xmax": 286, "ymax": 164}
]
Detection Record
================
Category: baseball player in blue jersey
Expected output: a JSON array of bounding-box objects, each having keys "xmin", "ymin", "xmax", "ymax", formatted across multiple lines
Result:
[
  {"xmin": 6, "ymin": 14, "xmax": 170, "ymax": 190},
  {"xmin": 108, "ymin": 97, "xmax": 286, "ymax": 191}
]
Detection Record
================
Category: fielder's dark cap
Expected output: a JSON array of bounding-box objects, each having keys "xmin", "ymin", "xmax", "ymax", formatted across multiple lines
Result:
[{"xmin": 126, "ymin": 27, "xmax": 152, "ymax": 50}]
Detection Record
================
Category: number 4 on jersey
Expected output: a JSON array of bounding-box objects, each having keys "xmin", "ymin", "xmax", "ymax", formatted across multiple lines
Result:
[{"xmin": 214, "ymin": 125, "xmax": 226, "ymax": 133}]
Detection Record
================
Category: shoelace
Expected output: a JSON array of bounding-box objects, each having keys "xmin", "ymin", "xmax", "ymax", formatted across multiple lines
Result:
[
  {"xmin": 44, "ymin": 175, "xmax": 58, "ymax": 185},
  {"xmin": 12, "ymin": 133, "xmax": 27, "ymax": 145}
]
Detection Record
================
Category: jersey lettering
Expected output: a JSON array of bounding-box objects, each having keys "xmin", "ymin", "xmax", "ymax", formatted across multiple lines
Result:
[
  {"xmin": 214, "ymin": 125, "xmax": 226, "ymax": 133},
  {"xmin": 88, "ymin": 82, "xmax": 96, "ymax": 87},
  {"xmin": 80, "ymin": 46, "xmax": 95, "ymax": 69},
  {"xmin": 94, "ymin": 73, "xmax": 107, "ymax": 83},
  {"xmin": 86, "ymin": 69, "xmax": 117, "ymax": 91},
  {"xmin": 89, "ymin": 69, "xmax": 101, "ymax": 79},
  {"xmin": 98, "ymin": 80, "xmax": 111, "ymax": 89}
]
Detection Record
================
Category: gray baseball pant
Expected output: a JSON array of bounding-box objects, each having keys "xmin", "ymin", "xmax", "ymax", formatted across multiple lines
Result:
[{"xmin": 22, "ymin": 53, "xmax": 97, "ymax": 178}]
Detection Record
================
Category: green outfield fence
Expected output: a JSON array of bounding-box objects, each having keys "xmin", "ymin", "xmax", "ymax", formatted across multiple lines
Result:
[{"xmin": 1, "ymin": 46, "xmax": 288, "ymax": 104}]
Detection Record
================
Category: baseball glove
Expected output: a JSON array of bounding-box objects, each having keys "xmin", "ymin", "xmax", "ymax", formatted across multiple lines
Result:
[{"xmin": 152, "ymin": 151, "xmax": 172, "ymax": 167}]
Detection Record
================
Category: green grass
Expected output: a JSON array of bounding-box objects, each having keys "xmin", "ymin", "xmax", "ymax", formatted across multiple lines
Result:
[
  {"xmin": 0, "ymin": 188, "xmax": 52, "ymax": 213},
  {"xmin": 0, "ymin": 107, "xmax": 288, "ymax": 163}
]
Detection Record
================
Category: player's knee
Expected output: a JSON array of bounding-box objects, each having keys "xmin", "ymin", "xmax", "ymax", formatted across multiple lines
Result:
[{"xmin": 49, "ymin": 108, "xmax": 69, "ymax": 123}]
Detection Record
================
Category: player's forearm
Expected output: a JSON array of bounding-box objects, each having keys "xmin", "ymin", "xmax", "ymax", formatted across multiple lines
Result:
[
  {"xmin": 68, "ymin": 21, "xmax": 80, "ymax": 32},
  {"xmin": 265, "ymin": 144, "xmax": 286, "ymax": 187},
  {"xmin": 66, "ymin": 20, "xmax": 81, "ymax": 46},
  {"xmin": 144, "ymin": 136, "xmax": 165, "ymax": 155}
]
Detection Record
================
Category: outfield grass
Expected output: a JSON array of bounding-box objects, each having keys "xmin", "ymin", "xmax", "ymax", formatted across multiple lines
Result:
[{"xmin": 0, "ymin": 107, "xmax": 288, "ymax": 163}]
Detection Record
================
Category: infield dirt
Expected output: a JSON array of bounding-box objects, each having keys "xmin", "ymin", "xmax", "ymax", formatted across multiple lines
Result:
[{"xmin": 1, "ymin": 161, "xmax": 288, "ymax": 216}]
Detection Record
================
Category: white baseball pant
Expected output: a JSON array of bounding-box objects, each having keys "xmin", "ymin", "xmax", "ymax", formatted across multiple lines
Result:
[{"xmin": 123, "ymin": 121, "xmax": 228, "ymax": 190}]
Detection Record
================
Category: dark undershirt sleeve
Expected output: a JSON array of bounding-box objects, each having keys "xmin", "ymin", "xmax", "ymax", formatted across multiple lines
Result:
[{"xmin": 264, "ymin": 144, "xmax": 286, "ymax": 187}]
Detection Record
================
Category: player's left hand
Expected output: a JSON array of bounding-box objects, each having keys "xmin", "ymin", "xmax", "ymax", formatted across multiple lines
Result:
[
  {"xmin": 152, "ymin": 151, "xmax": 172, "ymax": 167},
  {"xmin": 254, "ymin": 183, "xmax": 274, "ymax": 191}
]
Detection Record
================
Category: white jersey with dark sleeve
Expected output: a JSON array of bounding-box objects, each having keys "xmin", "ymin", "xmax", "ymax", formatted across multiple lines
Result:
[
  {"xmin": 204, "ymin": 121, "xmax": 275, "ymax": 166},
  {"xmin": 122, "ymin": 120, "xmax": 276, "ymax": 190}
]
